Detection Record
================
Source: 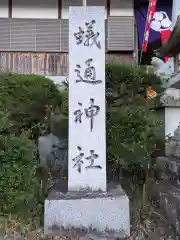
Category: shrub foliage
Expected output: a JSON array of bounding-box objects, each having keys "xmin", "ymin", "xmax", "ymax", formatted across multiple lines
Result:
[
  {"xmin": 0, "ymin": 112, "xmax": 39, "ymax": 215},
  {"xmin": 0, "ymin": 74, "xmax": 63, "ymax": 218},
  {"xmin": 0, "ymin": 65, "xmax": 163, "ymax": 216},
  {"xmin": 106, "ymin": 63, "xmax": 162, "ymax": 177},
  {"xmin": 61, "ymin": 63, "xmax": 162, "ymax": 174},
  {"xmin": 0, "ymin": 73, "xmax": 62, "ymax": 136}
]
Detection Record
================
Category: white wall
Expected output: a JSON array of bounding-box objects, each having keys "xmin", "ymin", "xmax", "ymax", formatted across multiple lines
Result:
[
  {"xmin": 87, "ymin": 0, "xmax": 107, "ymax": 18},
  {"xmin": 12, "ymin": 0, "xmax": 58, "ymax": 19},
  {"xmin": 161, "ymin": 88, "xmax": 180, "ymax": 137},
  {"xmin": 0, "ymin": 0, "xmax": 134, "ymax": 19},
  {"xmin": 110, "ymin": 0, "xmax": 133, "ymax": 17},
  {"xmin": 0, "ymin": 0, "xmax": 8, "ymax": 17},
  {"xmin": 165, "ymin": 107, "xmax": 180, "ymax": 137},
  {"xmin": 61, "ymin": 0, "xmax": 133, "ymax": 19},
  {"xmin": 61, "ymin": 0, "xmax": 107, "ymax": 19}
]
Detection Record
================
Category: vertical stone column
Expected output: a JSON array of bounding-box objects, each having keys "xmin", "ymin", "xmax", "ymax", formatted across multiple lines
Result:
[
  {"xmin": 44, "ymin": 7, "xmax": 130, "ymax": 237},
  {"xmin": 68, "ymin": 6, "xmax": 106, "ymax": 192}
]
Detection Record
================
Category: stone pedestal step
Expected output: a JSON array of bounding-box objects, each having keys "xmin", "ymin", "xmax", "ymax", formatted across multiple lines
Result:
[
  {"xmin": 44, "ymin": 182, "xmax": 130, "ymax": 237},
  {"xmin": 44, "ymin": 231, "xmax": 127, "ymax": 240}
]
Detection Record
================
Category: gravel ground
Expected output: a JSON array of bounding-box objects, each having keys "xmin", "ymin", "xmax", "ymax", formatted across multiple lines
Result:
[{"xmin": 0, "ymin": 209, "xmax": 176, "ymax": 240}]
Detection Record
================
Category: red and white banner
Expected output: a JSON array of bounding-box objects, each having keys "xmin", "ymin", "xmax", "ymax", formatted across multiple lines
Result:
[
  {"xmin": 142, "ymin": 0, "xmax": 157, "ymax": 52},
  {"xmin": 150, "ymin": 10, "xmax": 172, "ymax": 62},
  {"xmin": 160, "ymin": 29, "xmax": 172, "ymax": 62}
]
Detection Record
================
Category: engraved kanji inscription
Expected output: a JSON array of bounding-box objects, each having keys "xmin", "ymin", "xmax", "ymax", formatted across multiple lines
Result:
[
  {"xmin": 72, "ymin": 146, "xmax": 84, "ymax": 173},
  {"xmin": 85, "ymin": 150, "xmax": 102, "ymax": 169},
  {"xmin": 74, "ymin": 20, "xmax": 101, "ymax": 49},
  {"xmin": 74, "ymin": 27, "xmax": 84, "ymax": 45},
  {"xmin": 85, "ymin": 98, "xmax": 100, "ymax": 131},
  {"xmin": 73, "ymin": 98, "xmax": 100, "ymax": 132},
  {"xmin": 72, "ymin": 146, "xmax": 102, "ymax": 173},
  {"xmin": 74, "ymin": 102, "xmax": 83, "ymax": 123},
  {"xmin": 75, "ymin": 58, "xmax": 102, "ymax": 85}
]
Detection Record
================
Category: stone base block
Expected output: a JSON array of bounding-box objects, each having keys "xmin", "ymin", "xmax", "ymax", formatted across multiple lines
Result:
[{"xmin": 44, "ymin": 182, "xmax": 130, "ymax": 238}]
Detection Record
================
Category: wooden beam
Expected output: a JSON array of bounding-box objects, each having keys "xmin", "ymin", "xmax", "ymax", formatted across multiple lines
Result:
[
  {"xmin": 58, "ymin": 0, "xmax": 62, "ymax": 19},
  {"xmin": 107, "ymin": 0, "xmax": 110, "ymax": 16},
  {"xmin": 8, "ymin": 0, "xmax": 12, "ymax": 18}
]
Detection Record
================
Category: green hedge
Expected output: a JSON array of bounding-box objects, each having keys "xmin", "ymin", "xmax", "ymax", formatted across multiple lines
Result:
[
  {"xmin": 0, "ymin": 111, "xmax": 39, "ymax": 216},
  {"xmin": 0, "ymin": 73, "xmax": 62, "ymax": 138},
  {"xmin": 0, "ymin": 65, "xmax": 163, "ymax": 216},
  {"xmin": 58, "ymin": 64, "xmax": 162, "ymax": 173},
  {"xmin": 106, "ymin": 63, "xmax": 162, "ymax": 178},
  {"xmin": 0, "ymin": 74, "xmax": 63, "ymax": 218}
]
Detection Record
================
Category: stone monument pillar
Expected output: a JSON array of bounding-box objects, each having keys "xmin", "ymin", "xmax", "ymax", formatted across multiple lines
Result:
[
  {"xmin": 68, "ymin": 6, "xmax": 106, "ymax": 192},
  {"xmin": 44, "ymin": 6, "xmax": 130, "ymax": 238}
]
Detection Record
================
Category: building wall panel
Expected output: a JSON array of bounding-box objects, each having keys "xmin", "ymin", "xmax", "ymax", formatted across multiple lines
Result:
[
  {"xmin": 0, "ymin": 0, "xmax": 8, "ymax": 18},
  {"xmin": 12, "ymin": 0, "xmax": 58, "ymax": 19}
]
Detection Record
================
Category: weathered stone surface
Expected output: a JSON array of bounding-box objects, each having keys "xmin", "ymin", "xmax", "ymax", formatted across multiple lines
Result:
[
  {"xmin": 79, "ymin": 232, "xmax": 126, "ymax": 240},
  {"xmin": 38, "ymin": 133, "xmax": 60, "ymax": 163},
  {"xmin": 1, "ymin": 232, "xmax": 24, "ymax": 240},
  {"xmin": 68, "ymin": 6, "xmax": 106, "ymax": 192},
  {"xmin": 44, "ymin": 182, "xmax": 130, "ymax": 236},
  {"xmin": 44, "ymin": 6, "xmax": 130, "ymax": 239},
  {"xmin": 155, "ymin": 157, "xmax": 180, "ymax": 186},
  {"xmin": 38, "ymin": 133, "xmax": 68, "ymax": 179},
  {"xmin": 174, "ymin": 124, "xmax": 180, "ymax": 141},
  {"xmin": 50, "ymin": 115, "xmax": 68, "ymax": 139},
  {"xmin": 148, "ymin": 178, "xmax": 180, "ymax": 229},
  {"xmin": 159, "ymin": 88, "xmax": 180, "ymax": 107},
  {"xmin": 156, "ymin": 157, "xmax": 178, "ymax": 173},
  {"xmin": 166, "ymin": 139, "xmax": 180, "ymax": 158}
]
